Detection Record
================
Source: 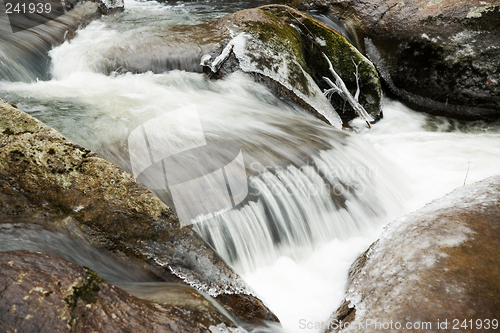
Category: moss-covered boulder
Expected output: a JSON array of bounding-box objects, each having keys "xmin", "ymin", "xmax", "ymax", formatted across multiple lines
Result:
[
  {"xmin": 100, "ymin": 5, "xmax": 382, "ymax": 126},
  {"xmin": 0, "ymin": 250, "xmax": 238, "ymax": 333},
  {"xmin": 261, "ymin": 5, "xmax": 382, "ymax": 122},
  {"xmin": 0, "ymin": 99, "xmax": 278, "ymax": 326},
  {"xmin": 323, "ymin": 175, "xmax": 500, "ymax": 332},
  {"xmin": 208, "ymin": 5, "xmax": 381, "ymax": 126},
  {"xmin": 308, "ymin": 0, "xmax": 500, "ymax": 120}
]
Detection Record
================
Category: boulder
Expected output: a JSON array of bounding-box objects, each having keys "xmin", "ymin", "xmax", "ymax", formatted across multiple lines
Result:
[
  {"xmin": 96, "ymin": 5, "xmax": 382, "ymax": 126},
  {"xmin": 0, "ymin": 250, "xmax": 239, "ymax": 333},
  {"xmin": 0, "ymin": 99, "xmax": 278, "ymax": 326},
  {"xmin": 303, "ymin": 0, "xmax": 500, "ymax": 120},
  {"xmin": 209, "ymin": 5, "xmax": 382, "ymax": 126},
  {"xmin": 323, "ymin": 175, "xmax": 500, "ymax": 332}
]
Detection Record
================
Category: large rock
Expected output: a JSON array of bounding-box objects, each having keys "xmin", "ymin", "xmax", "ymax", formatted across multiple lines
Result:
[
  {"xmin": 0, "ymin": 99, "xmax": 278, "ymax": 326},
  {"xmin": 304, "ymin": 0, "xmax": 500, "ymax": 120},
  {"xmin": 323, "ymin": 175, "xmax": 500, "ymax": 332},
  {"xmin": 209, "ymin": 5, "xmax": 382, "ymax": 126},
  {"xmin": 0, "ymin": 250, "xmax": 239, "ymax": 333},
  {"xmin": 95, "ymin": 5, "xmax": 382, "ymax": 126}
]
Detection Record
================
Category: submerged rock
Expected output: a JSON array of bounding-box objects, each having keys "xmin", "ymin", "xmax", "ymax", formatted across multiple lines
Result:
[
  {"xmin": 323, "ymin": 175, "xmax": 500, "ymax": 332},
  {"xmin": 0, "ymin": 99, "xmax": 278, "ymax": 326},
  {"xmin": 307, "ymin": 0, "xmax": 500, "ymax": 120},
  {"xmin": 0, "ymin": 250, "xmax": 239, "ymax": 333}
]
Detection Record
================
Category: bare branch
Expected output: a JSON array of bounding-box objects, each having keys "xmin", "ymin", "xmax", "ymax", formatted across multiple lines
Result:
[
  {"xmin": 352, "ymin": 58, "xmax": 360, "ymax": 102},
  {"xmin": 322, "ymin": 53, "xmax": 374, "ymax": 128}
]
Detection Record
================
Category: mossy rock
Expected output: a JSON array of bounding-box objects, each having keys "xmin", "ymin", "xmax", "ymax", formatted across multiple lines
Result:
[
  {"xmin": 0, "ymin": 99, "xmax": 278, "ymax": 326},
  {"xmin": 211, "ymin": 5, "xmax": 382, "ymax": 125},
  {"xmin": 214, "ymin": 7, "xmax": 342, "ymax": 127},
  {"xmin": 320, "ymin": 0, "xmax": 500, "ymax": 120},
  {"xmin": 261, "ymin": 5, "xmax": 382, "ymax": 122}
]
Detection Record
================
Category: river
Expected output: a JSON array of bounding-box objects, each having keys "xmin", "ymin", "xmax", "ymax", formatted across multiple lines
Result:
[{"xmin": 1, "ymin": 0, "xmax": 499, "ymax": 332}]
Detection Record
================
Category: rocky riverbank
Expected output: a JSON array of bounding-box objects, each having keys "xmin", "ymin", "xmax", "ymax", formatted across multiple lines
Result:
[
  {"xmin": 293, "ymin": 0, "xmax": 500, "ymax": 120},
  {"xmin": 323, "ymin": 175, "xmax": 500, "ymax": 332},
  {"xmin": 0, "ymin": 98, "xmax": 277, "ymax": 327}
]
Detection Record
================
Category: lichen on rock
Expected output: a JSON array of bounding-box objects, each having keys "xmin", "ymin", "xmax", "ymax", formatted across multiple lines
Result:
[{"xmin": 312, "ymin": 0, "xmax": 500, "ymax": 120}]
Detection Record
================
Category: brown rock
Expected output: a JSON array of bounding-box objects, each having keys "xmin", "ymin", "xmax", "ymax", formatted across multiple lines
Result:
[
  {"xmin": 0, "ymin": 99, "xmax": 278, "ymax": 326},
  {"xmin": 310, "ymin": 0, "xmax": 500, "ymax": 120},
  {"xmin": 0, "ymin": 250, "xmax": 237, "ymax": 333},
  {"xmin": 324, "ymin": 175, "xmax": 500, "ymax": 332}
]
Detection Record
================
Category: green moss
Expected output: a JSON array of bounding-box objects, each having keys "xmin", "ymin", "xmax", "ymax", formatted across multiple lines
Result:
[
  {"xmin": 241, "ymin": 10, "xmax": 311, "ymax": 95},
  {"xmin": 260, "ymin": 5, "xmax": 382, "ymax": 120},
  {"xmin": 64, "ymin": 267, "xmax": 105, "ymax": 310}
]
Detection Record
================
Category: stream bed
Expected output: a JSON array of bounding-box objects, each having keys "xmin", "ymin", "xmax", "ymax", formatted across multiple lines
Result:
[{"xmin": 1, "ymin": 0, "xmax": 500, "ymax": 332}]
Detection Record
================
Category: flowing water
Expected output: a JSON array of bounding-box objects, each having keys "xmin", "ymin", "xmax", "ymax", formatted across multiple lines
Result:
[{"xmin": 1, "ymin": 1, "xmax": 500, "ymax": 332}]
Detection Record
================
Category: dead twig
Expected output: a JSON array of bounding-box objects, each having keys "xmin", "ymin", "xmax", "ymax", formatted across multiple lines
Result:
[{"xmin": 322, "ymin": 53, "xmax": 374, "ymax": 128}]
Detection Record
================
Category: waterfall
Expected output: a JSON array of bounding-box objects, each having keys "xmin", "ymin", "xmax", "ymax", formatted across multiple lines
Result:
[
  {"xmin": 192, "ymin": 136, "xmax": 407, "ymax": 272},
  {"xmin": 0, "ymin": 3, "xmax": 409, "ymax": 274},
  {"xmin": 2, "ymin": 2, "xmax": 500, "ymax": 332}
]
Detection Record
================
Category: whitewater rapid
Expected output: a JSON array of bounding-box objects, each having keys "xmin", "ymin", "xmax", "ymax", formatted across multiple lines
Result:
[{"xmin": 1, "ymin": 1, "xmax": 500, "ymax": 333}]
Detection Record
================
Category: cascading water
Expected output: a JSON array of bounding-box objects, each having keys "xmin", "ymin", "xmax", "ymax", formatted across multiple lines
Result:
[
  {"xmin": 0, "ymin": 14, "xmax": 408, "ymax": 274},
  {"xmin": 0, "ymin": 0, "xmax": 101, "ymax": 82},
  {"xmin": 1, "ymin": 1, "xmax": 500, "ymax": 332},
  {"xmin": 192, "ymin": 136, "xmax": 407, "ymax": 272}
]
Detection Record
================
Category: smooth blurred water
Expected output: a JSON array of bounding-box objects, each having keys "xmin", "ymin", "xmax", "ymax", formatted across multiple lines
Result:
[
  {"xmin": 1, "ymin": 1, "xmax": 500, "ymax": 332},
  {"xmin": 0, "ymin": 16, "xmax": 408, "ymax": 273}
]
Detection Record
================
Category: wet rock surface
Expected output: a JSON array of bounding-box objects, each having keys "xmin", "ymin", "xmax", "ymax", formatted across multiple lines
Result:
[
  {"xmin": 0, "ymin": 99, "xmax": 278, "ymax": 326},
  {"xmin": 208, "ymin": 5, "xmax": 381, "ymax": 126},
  {"xmin": 300, "ymin": 0, "xmax": 500, "ymax": 120},
  {"xmin": 261, "ymin": 5, "xmax": 382, "ymax": 122},
  {"xmin": 97, "ymin": 5, "xmax": 381, "ymax": 126},
  {"xmin": 0, "ymin": 0, "xmax": 123, "ymax": 82},
  {"xmin": 323, "ymin": 175, "xmax": 500, "ymax": 332},
  {"xmin": 0, "ymin": 250, "xmax": 238, "ymax": 333}
]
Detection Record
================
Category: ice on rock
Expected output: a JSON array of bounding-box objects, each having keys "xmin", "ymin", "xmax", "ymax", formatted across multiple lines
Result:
[
  {"xmin": 209, "ymin": 323, "xmax": 249, "ymax": 333},
  {"xmin": 323, "ymin": 176, "xmax": 500, "ymax": 332},
  {"xmin": 230, "ymin": 33, "xmax": 342, "ymax": 129}
]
